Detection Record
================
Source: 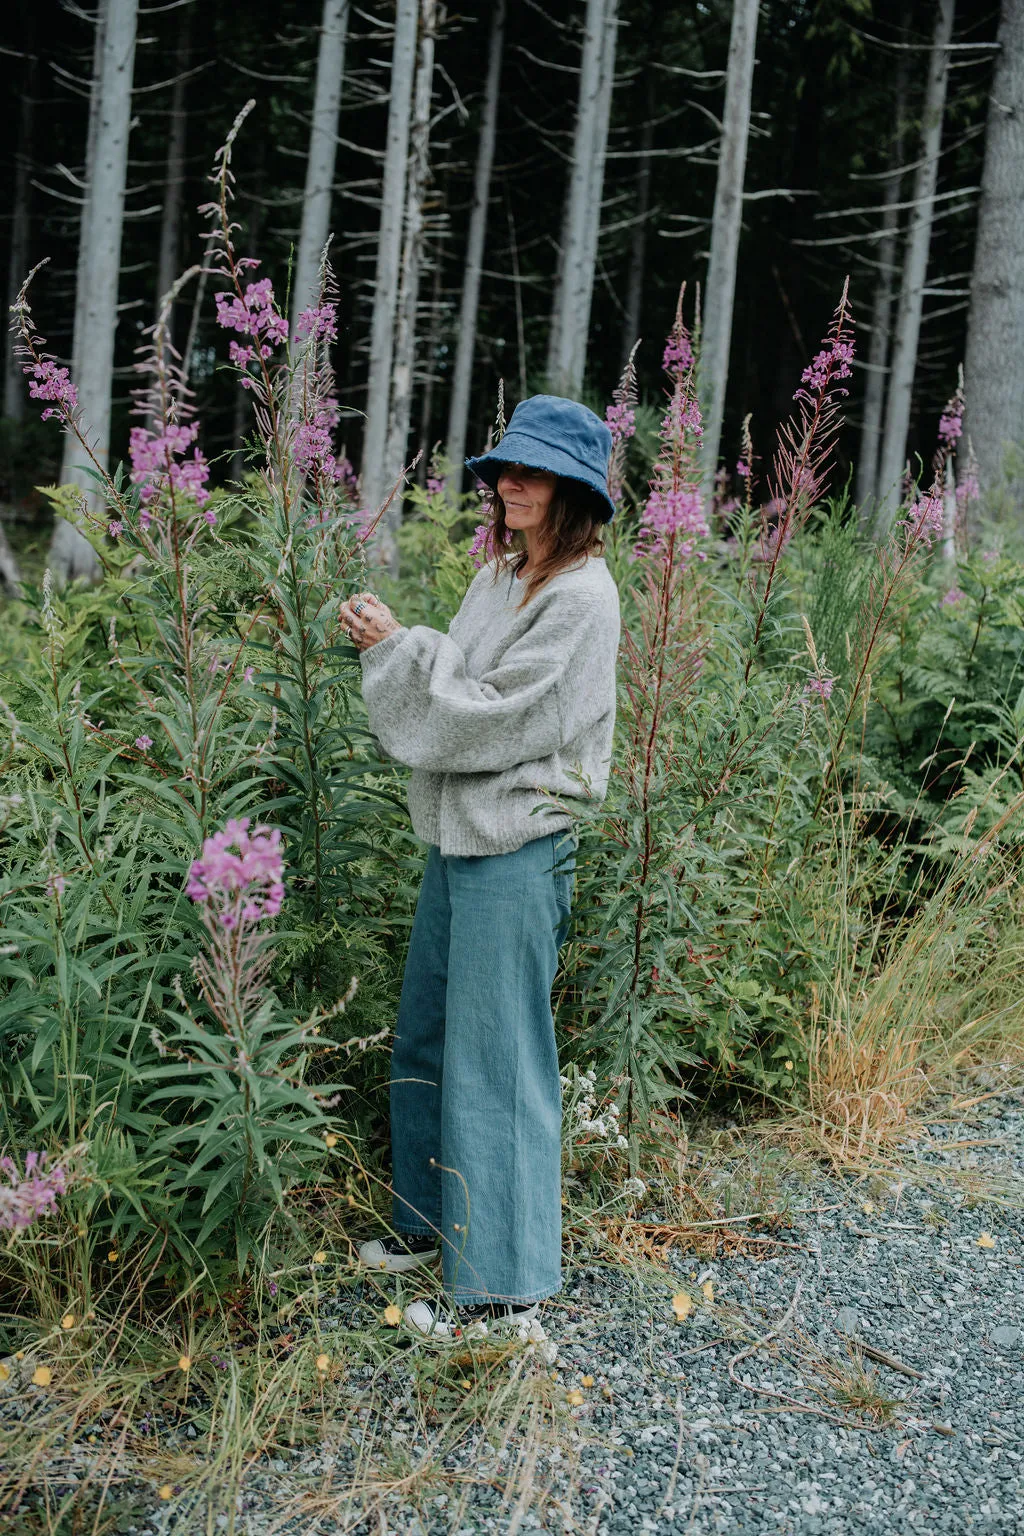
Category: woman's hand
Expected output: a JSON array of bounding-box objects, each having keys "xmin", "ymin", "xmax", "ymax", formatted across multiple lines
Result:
[{"xmin": 340, "ymin": 592, "xmax": 404, "ymax": 652}]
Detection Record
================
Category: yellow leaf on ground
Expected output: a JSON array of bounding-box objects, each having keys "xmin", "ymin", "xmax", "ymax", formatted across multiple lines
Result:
[
  {"xmin": 313, "ymin": 1251, "xmax": 327, "ymax": 1264},
  {"xmin": 460, "ymin": 1379, "xmax": 472, "ymax": 1389},
  {"xmin": 582, "ymin": 1375, "xmax": 594, "ymax": 1387},
  {"xmin": 315, "ymin": 1353, "xmax": 330, "ymax": 1372},
  {"xmin": 158, "ymin": 1485, "xmax": 173, "ymax": 1500},
  {"xmin": 0, "ymin": 1363, "xmax": 9, "ymax": 1383},
  {"xmin": 61, "ymin": 1313, "xmax": 76, "ymax": 1330},
  {"xmin": 977, "ymin": 1233, "xmax": 996, "ymax": 1249},
  {"xmin": 32, "ymin": 1366, "xmax": 52, "ymax": 1387},
  {"xmin": 702, "ymin": 1280, "xmax": 715, "ymax": 1302},
  {"xmin": 324, "ymin": 1134, "xmax": 338, "ymax": 1148},
  {"xmin": 671, "ymin": 1293, "xmax": 693, "ymax": 1321},
  {"xmin": 383, "ymin": 1304, "xmax": 402, "ymax": 1327},
  {"xmin": 177, "ymin": 1356, "xmax": 191, "ymax": 1372},
  {"xmin": 566, "ymin": 1389, "xmax": 584, "ymax": 1406}
]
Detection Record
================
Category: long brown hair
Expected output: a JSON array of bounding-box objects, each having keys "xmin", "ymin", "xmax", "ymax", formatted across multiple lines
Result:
[{"xmin": 485, "ymin": 477, "xmax": 608, "ymax": 608}]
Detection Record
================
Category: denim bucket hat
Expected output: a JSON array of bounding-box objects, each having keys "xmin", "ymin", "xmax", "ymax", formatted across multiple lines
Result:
[{"xmin": 466, "ymin": 394, "xmax": 616, "ymax": 522}]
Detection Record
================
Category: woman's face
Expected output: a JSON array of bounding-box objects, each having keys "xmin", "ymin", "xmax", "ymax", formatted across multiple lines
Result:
[{"xmin": 496, "ymin": 464, "xmax": 558, "ymax": 534}]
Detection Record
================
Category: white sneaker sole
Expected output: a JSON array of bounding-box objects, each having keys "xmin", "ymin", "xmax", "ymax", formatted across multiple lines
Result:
[
  {"xmin": 357, "ymin": 1239, "xmax": 438, "ymax": 1274},
  {"xmin": 402, "ymin": 1298, "xmax": 540, "ymax": 1338}
]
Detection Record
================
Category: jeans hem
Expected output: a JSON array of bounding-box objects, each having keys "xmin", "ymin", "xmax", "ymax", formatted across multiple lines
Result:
[
  {"xmin": 393, "ymin": 1222, "xmax": 438, "ymax": 1238},
  {"xmin": 451, "ymin": 1282, "xmax": 562, "ymax": 1305}
]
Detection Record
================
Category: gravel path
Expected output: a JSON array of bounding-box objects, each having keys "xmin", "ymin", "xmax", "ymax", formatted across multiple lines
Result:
[
  {"xmin": 3, "ymin": 1080, "xmax": 1022, "ymax": 1534},
  {"xmin": 263, "ymin": 1080, "xmax": 1024, "ymax": 1535}
]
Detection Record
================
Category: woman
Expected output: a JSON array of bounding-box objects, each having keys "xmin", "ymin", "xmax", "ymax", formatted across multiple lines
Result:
[{"xmin": 339, "ymin": 394, "xmax": 621, "ymax": 1338}]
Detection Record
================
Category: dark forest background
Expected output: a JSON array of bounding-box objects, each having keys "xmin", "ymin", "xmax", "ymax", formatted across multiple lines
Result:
[{"xmin": 0, "ymin": 0, "xmax": 1001, "ymax": 506}]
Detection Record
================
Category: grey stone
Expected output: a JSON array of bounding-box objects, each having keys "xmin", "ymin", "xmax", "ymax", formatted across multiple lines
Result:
[{"xmin": 990, "ymin": 1325, "xmax": 1019, "ymax": 1348}]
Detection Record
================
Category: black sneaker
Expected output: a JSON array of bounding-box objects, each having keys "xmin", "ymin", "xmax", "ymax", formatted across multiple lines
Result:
[
  {"xmin": 402, "ymin": 1296, "xmax": 540, "ymax": 1339},
  {"xmin": 357, "ymin": 1232, "xmax": 439, "ymax": 1273}
]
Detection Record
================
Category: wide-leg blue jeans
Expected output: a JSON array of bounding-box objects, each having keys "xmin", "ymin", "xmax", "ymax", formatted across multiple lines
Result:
[{"xmin": 389, "ymin": 827, "xmax": 577, "ymax": 1303}]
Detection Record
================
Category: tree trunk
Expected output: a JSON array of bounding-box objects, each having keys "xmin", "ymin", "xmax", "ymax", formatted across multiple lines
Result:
[
  {"xmin": 154, "ymin": 16, "xmax": 190, "ymax": 333},
  {"xmin": 445, "ymin": 0, "xmax": 505, "ymax": 494},
  {"xmin": 3, "ymin": 13, "xmax": 36, "ymax": 423},
  {"xmin": 964, "ymin": 0, "xmax": 1024, "ymax": 506},
  {"xmin": 546, "ymin": 0, "xmax": 607, "ymax": 395},
  {"xmin": 877, "ymin": 0, "xmax": 955, "ymax": 525},
  {"xmin": 382, "ymin": 0, "xmax": 439, "ymax": 551},
  {"xmin": 292, "ymin": 0, "xmax": 350, "ymax": 328},
  {"xmin": 0, "ymin": 519, "xmax": 21, "ymax": 593},
  {"xmin": 51, "ymin": 0, "xmax": 138, "ymax": 581},
  {"xmin": 567, "ymin": 0, "xmax": 618, "ymax": 392},
  {"xmin": 620, "ymin": 75, "xmax": 655, "ymax": 372},
  {"xmin": 698, "ymin": 0, "xmax": 759, "ymax": 503},
  {"xmin": 360, "ymin": 0, "xmax": 419, "ymax": 569},
  {"xmin": 855, "ymin": 50, "xmax": 909, "ymax": 514},
  {"xmin": 416, "ymin": 222, "xmax": 446, "ymax": 484}
]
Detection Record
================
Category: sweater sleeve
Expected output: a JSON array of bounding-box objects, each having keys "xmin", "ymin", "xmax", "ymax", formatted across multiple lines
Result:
[{"xmin": 358, "ymin": 591, "xmax": 599, "ymax": 774}]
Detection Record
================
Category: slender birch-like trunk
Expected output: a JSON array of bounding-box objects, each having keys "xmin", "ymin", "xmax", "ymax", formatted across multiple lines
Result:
[
  {"xmin": 620, "ymin": 80, "xmax": 654, "ymax": 371},
  {"xmin": 877, "ymin": 0, "xmax": 955, "ymax": 525},
  {"xmin": 855, "ymin": 49, "xmax": 909, "ymax": 513},
  {"xmin": 698, "ymin": 0, "xmax": 759, "ymax": 503},
  {"xmin": 51, "ymin": 0, "xmax": 138, "ymax": 580},
  {"xmin": 546, "ymin": 0, "xmax": 606, "ymax": 395},
  {"xmin": 292, "ymin": 0, "xmax": 350, "ymax": 328},
  {"xmin": 155, "ymin": 21, "xmax": 190, "ymax": 319},
  {"xmin": 360, "ymin": 0, "xmax": 419, "ymax": 566},
  {"xmin": 964, "ymin": 0, "xmax": 1024, "ymax": 505},
  {"xmin": 380, "ymin": 0, "xmax": 438, "ymax": 572},
  {"xmin": 3, "ymin": 24, "xmax": 36, "ymax": 422},
  {"xmin": 567, "ymin": 0, "xmax": 618, "ymax": 392},
  {"xmin": 445, "ymin": 0, "xmax": 505, "ymax": 493}
]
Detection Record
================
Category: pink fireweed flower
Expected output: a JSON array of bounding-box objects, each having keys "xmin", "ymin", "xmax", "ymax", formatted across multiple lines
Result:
[
  {"xmin": 804, "ymin": 675, "xmax": 834, "ymax": 701},
  {"xmin": 108, "ymin": 520, "xmax": 123, "ymax": 538},
  {"xmin": 243, "ymin": 666, "xmax": 255, "ymax": 684},
  {"xmin": 0, "ymin": 1150, "xmax": 69, "ymax": 1231},
  {"xmin": 938, "ymin": 408, "xmax": 962, "ymax": 448},
  {"xmin": 294, "ymin": 304, "xmax": 338, "ymax": 344},
  {"xmin": 798, "ymin": 340, "xmax": 854, "ymax": 393},
  {"xmin": 24, "ymin": 358, "xmax": 79, "ymax": 421},
  {"xmin": 129, "ymin": 421, "xmax": 211, "ymax": 508},
  {"xmin": 981, "ymin": 548, "xmax": 999, "ymax": 566},
  {"xmin": 941, "ymin": 586, "xmax": 966, "ymax": 608},
  {"xmin": 426, "ymin": 475, "xmax": 447, "ymax": 496},
  {"xmin": 956, "ymin": 472, "xmax": 979, "ymax": 511},
  {"xmin": 46, "ymin": 873, "xmax": 66, "ymax": 899},
  {"xmin": 736, "ymin": 459, "xmax": 750, "ymax": 478},
  {"xmin": 903, "ymin": 490, "xmax": 943, "ymax": 546},
  {"xmin": 135, "ymin": 734, "xmax": 153, "ymax": 750},
  {"xmin": 662, "ymin": 330, "xmax": 694, "ymax": 377},
  {"xmin": 215, "ymin": 274, "xmax": 289, "ymax": 360},
  {"xmin": 186, "ymin": 817, "xmax": 285, "ymax": 928},
  {"xmin": 605, "ymin": 401, "xmax": 636, "ymax": 448}
]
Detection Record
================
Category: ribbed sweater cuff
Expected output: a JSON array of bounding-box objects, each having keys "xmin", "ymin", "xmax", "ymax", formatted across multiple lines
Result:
[{"xmin": 358, "ymin": 626, "xmax": 408, "ymax": 673}]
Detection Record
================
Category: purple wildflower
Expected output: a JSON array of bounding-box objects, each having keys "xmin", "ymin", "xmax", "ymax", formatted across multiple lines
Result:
[
  {"xmin": 107, "ymin": 520, "xmax": 123, "ymax": 539},
  {"xmin": 46, "ymin": 873, "xmax": 66, "ymax": 899},
  {"xmin": 129, "ymin": 422, "xmax": 210, "ymax": 509},
  {"xmin": 804, "ymin": 675, "xmax": 834, "ymax": 701},
  {"xmin": 938, "ymin": 406, "xmax": 963, "ymax": 449},
  {"xmin": 662, "ymin": 331, "xmax": 694, "ymax": 377},
  {"xmin": 426, "ymin": 475, "xmax": 447, "ymax": 497},
  {"xmin": 294, "ymin": 305, "xmax": 338, "ymax": 344},
  {"xmin": 23, "ymin": 358, "xmax": 79, "ymax": 421},
  {"xmin": 941, "ymin": 586, "xmax": 966, "ymax": 608},
  {"xmin": 797, "ymin": 340, "xmax": 854, "ymax": 398},
  {"xmin": 135, "ymin": 734, "xmax": 154, "ymax": 750},
  {"xmin": 0, "ymin": 1151, "xmax": 69, "ymax": 1231},
  {"xmin": 186, "ymin": 817, "xmax": 285, "ymax": 927},
  {"xmin": 605, "ymin": 401, "xmax": 636, "ymax": 448},
  {"xmin": 736, "ymin": 459, "xmax": 750, "ymax": 478},
  {"xmin": 243, "ymin": 666, "xmax": 255, "ymax": 684},
  {"xmin": 904, "ymin": 491, "xmax": 943, "ymax": 547},
  {"xmin": 215, "ymin": 273, "xmax": 289, "ymax": 360}
]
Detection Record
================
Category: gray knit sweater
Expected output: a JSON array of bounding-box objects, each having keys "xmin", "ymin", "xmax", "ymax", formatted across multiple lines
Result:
[{"xmin": 358, "ymin": 554, "xmax": 621, "ymax": 857}]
